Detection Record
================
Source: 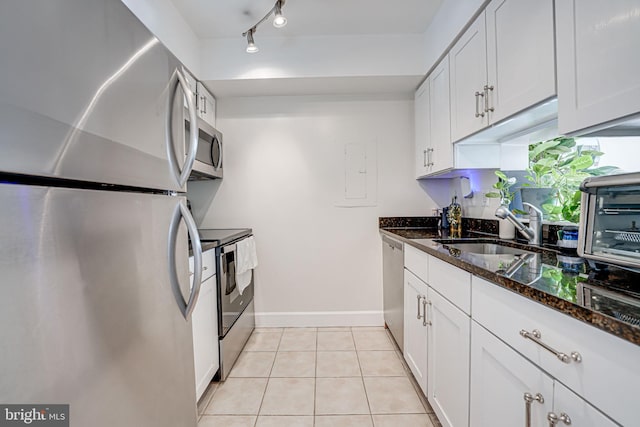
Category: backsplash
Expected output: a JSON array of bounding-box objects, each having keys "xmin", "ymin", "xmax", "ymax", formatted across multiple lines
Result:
[
  {"xmin": 380, "ymin": 216, "xmax": 572, "ymax": 248},
  {"xmin": 378, "ymin": 216, "xmax": 439, "ymax": 228}
]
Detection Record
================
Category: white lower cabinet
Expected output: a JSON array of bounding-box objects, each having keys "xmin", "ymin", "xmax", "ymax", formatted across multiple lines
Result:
[
  {"xmin": 428, "ymin": 289, "xmax": 470, "ymax": 427},
  {"xmin": 471, "ymin": 321, "xmax": 553, "ymax": 427},
  {"xmin": 551, "ymin": 382, "xmax": 617, "ymax": 427},
  {"xmin": 190, "ymin": 250, "xmax": 219, "ymax": 401},
  {"xmin": 471, "ymin": 321, "xmax": 618, "ymax": 427},
  {"xmin": 404, "ymin": 269, "xmax": 429, "ymax": 395}
]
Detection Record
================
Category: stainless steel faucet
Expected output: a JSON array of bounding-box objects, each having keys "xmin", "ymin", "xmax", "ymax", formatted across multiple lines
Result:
[{"xmin": 495, "ymin": 202, "xmax": 543, "ymax": 245}]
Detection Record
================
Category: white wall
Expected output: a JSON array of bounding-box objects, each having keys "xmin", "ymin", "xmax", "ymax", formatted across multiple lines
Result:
[
  {"xmin": 121, "ymin": 0, "xmax": 201, "ymax": 75},
  {"xmin": 188, "ymin": 95, "xmax": 445, "ymax": 326}
]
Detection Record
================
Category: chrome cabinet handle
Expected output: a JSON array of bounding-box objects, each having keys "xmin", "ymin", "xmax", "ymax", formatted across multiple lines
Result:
[
  {"xmin": 166, "ymin": 67, "xmax": 198, "ymax": 188},
  {"xmin": 483, "ymin": 85, "xmax": 494, "ymax": 113},
  {"xmin": 417, "ymin": 294, "xmax": 423, "ymax": 320},
  {"xmin": 548, "ymin": 412, "xmax": 572, "ymax": 426},
  {"xmin": 520, "ymin": 329, "xmax": 582, "ymax": 364},
  {"xmin": 427, "ymin": 148, "xmax": 434, "ymax": 167},
  {"xmin": 474, "ymin": 91, "xmax": 485, "ymax": 118},
  {"xmin": 168, "ymin": 202, "xmax": 202, "ymax": 320},
  {"xmin": 201, "ymin": 95, "xmax": 207, "ymax": 114},
  {"xmin": 423, "ymin": 298, "xmax": 432, "ymax": 327},
  {"xmin": 524, "ymin": 392, "xmax": 545, "ymax": 427},
  {"xmin": 422, "ymin": 298, "xmax": 428, "ymax": 326}
]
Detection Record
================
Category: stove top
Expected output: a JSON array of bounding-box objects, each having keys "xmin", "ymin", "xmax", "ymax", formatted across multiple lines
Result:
[{"xmin": 197, "ymin": 228, "xmax": 252, "ymax": 247}]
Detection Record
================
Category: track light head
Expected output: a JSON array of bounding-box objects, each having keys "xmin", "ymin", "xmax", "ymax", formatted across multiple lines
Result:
[
  {"xmin": 273, "ymin": 1, "xmax": 287, "ymax": 28},
  {"xmin": 242, "ymin": 0, "xmax": 287, "ymax": 53},
  {"xmin": 246, "ymin": 29, "xmax": 258, "ymax": 53}
]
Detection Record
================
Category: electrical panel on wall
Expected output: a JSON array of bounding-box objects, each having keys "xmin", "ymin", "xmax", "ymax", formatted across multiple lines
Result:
[{"xmin": 335, "ymin": 140, "xmax": 378, "ymax": 207}]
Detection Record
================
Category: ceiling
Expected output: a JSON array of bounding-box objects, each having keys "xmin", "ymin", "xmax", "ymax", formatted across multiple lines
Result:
[{"xmin": 171, "ymin": 0, "xmax": 443, "ymax": 39}]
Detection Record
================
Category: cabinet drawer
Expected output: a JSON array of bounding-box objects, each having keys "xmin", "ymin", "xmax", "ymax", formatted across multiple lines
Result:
[
  {"xmin": 404, "ymin": 244, "xmax": 428, "ymax": 283},
  {"xmin": 428, "ymin": 256, "xmax": 471, "ymax": 315},
  {"xmin": 189, "ymin": 248, "xmax": 216, "ymax": 282},
  {"xmin": 472, "ymin": 276, "xmax": 640, "ymax": 426}
]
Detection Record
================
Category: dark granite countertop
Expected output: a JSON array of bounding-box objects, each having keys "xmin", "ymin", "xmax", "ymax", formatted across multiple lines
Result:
[{"xmin": 380, "ymin": 226, "xmax": 640, "ymax": 346}]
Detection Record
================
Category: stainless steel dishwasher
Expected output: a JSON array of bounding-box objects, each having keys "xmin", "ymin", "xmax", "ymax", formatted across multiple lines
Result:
[{"xmin": 382, "ymin": 234, "xmax": 404, "ymax": 351}]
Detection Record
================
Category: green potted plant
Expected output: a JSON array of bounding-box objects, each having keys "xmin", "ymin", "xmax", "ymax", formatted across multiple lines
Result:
[
  {"xmin": 485, "ymin": 171, "xmax": 525, "ymax": 238},
  {"xmin": 485, "ymin": 170, "xmax": 518, "ymax": 207},
  {"xmin": 524, "ymin": 137, "xmax": 618, "ymax": 223}
]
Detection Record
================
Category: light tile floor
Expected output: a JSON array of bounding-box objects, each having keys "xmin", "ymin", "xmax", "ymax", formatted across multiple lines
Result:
[{"xmin": 198, "ymin": 327, "xmax": 442, "ymax": 427}]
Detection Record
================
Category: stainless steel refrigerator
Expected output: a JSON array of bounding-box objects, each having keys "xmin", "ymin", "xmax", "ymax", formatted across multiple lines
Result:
[{"xmin": 0, "ymin": 1, "xmax": 205, "ymax": 426}]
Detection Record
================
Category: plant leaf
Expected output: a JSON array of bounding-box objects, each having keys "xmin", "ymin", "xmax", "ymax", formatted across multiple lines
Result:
[
  {"xmin": 494, "ymin": 170, "xmax": 508, "ymax": 181},
  {"xmin": 569, "ymin": 154, "xmax": 594, "ymax": 170}
]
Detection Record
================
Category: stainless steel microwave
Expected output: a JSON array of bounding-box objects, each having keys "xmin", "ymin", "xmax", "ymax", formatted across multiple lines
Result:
[
  {"xmin": 578, "ymin": 172, "xmax": 640, "ymax": 270},
  {"xmin": 185, "ymin": 111, "xmax": 223, "ymax": 180}
]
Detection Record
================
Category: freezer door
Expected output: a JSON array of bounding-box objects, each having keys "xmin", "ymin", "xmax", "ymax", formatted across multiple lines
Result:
[
  {"xmin": 0, "ymin": 0, "xmax": 195, "ymax": 192},
  {"xmin": 0, "ymin": 184, "xmax": 197, "ymax": 427}
]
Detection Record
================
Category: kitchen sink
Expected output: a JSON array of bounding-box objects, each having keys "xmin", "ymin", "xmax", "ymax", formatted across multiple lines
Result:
[{"xmin": 438, "ymin": 242, "xmax": 533, "ymax": 256}]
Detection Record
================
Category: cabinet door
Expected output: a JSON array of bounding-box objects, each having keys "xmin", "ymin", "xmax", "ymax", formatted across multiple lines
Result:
[
  {"xmin": 551, "ymin": 382, "xmax": 618, "ymax": 427},
  {"xmin": 428, "ymin": 289, "xmax": 470, "ymax": 427},
  {"xmin": 192, "ymin": 274, "xmax": 219, "ymax": 400},
  {"xmin": 403, "ymin": 269, "xmax": 429, "ymax": 394},
  {"xmin": 449, "ymin": 13, "xmax": 489, "ymax": 142},
  {"xmin": 429, "ymin": 56, "xmax": 454, "ymax": 174},
  {"xmin": 183, "ymin": 69, "xmax": 198, "ymax": 109},
  {"xmin": 196, "ymin": 81, "xmax": 216, "ymax": 128},
  {"xmin": 556, "ymin": 0, "xmax": 640, "ymax": 135},
  {"xmin": 470, "ymin": 321, "xmax": 553, "ymax": 427},
  {"xmin": 414, "ymin": 79, "xmax": 430, "ymax": 178},
  {"xmin": 485, "ymin": 0, "xmax": 555, "ymax": 123}
]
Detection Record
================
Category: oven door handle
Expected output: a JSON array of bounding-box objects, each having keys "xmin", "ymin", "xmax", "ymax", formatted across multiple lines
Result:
[{"xmin": 168, "ymin": 201, "xmax": 202, "ymax": 319}]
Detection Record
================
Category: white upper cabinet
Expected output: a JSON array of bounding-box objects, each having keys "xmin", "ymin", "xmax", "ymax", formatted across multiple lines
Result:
[
  {"xmin": 450, "ymin": 14, "xmax": 489, "ymax": 142},
  {"xmin": 429, "ymin": 56, "xmax": 454, "ymax": 174},
  {"xmin": 485, "ymin": 0, "xmax": 556, "ymax": 124},
  {"xmin": 414, "ymin": 79, "xmax": 430, "ymax": 178},
  {"xmin": 196, "ymin": 81, "xmax": 216, "ymax": 128},
  {"xmin": 183, "ymin": 69, "xmax": 198, "ymax": 109},
  {"xmin": 556, "ymin": 0, "xmax": 640, "ymax": 135},
  {"xmin": 415, "ymin": 56, "xmax": 454, "ymax": 178},
  {"xmin": 450, "ymin": 0, "xmax": 556, "ymax": 142}
]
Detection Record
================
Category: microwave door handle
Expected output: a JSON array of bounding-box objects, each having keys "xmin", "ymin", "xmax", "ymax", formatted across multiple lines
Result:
[
  {"xmin": 168, "ymin": 202, "xmax": 203, "ymax": 319},
  {"xmin": 214, "ymin": 135, "xmax": 222, "ymax": 170},
  {"xmin": 165, "ymin": 67, "xmax": 198, "ymax": 188}
]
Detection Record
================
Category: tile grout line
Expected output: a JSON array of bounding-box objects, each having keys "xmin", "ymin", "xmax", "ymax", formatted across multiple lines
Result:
[
  {"xmin": 313, "ymin": 331, "xmax": 318, "ymax": 427},
  {"xmin": 253, "ymin": 329, "xmax": 283, "ymax": 425},
  {"xmin": 349, "ymin": 327, "xmax": 375, "ymax": 426}
]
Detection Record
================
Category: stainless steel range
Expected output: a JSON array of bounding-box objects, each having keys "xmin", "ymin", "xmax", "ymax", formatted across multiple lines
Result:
[{"xmin": 198, "ymin": 229, "xmax": 255, "ymax": 380}]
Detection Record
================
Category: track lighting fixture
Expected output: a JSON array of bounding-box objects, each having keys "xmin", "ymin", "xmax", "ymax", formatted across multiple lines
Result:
[
  {"xmin": 273, "ymin": 1, "xmax": 287, "ymax": 28},
  {"xmin": 245, "ymin": 28, "xmax": 258, "ymax": 53},
  {"xmin": 242, "ymin": 0, "xmax": 288, "ymax": 53}
]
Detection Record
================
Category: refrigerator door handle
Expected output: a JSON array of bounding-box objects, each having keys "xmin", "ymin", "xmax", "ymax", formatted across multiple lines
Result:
[
  {"xmin": 166, "ymin": 67, "xmax": 199, "ymax": 188},
  {"xmin": 168, "ymin": 202, "xmax": 202, "ymax": 319}
]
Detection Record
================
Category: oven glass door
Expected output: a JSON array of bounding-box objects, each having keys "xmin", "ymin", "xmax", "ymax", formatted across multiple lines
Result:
[
  {"xmin": 218, "ymin": 246, "xmax": 254, "ymax": 336},
  {"xmin": 590, "ymin": 184, "xmax": 640, "ymax": 264}
]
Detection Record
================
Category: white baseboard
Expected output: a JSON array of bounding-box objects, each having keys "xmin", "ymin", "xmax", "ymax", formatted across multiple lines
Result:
[{"xmin": 255, "ymin": 310, "xmax": 384, "ymax": 328}]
